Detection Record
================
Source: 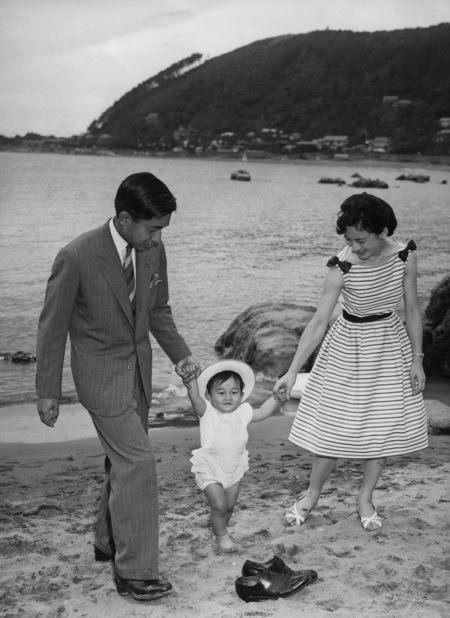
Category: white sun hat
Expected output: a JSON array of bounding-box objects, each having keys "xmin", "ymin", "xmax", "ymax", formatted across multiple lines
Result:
[{"xmin": 197, "ymin": 359, "xmax": 255, "ymax": 402}]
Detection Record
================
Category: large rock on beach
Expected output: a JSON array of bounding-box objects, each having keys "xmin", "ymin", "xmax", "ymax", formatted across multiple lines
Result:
[
  {"xmin": 214, "ymin": 302, "xmax": 317, "ymax": 378},
  {"xmin": 423, "ymin": 275, "xmax": 450, "ymax": 378},
  {"xmin": 426, "ymin": 399, "xmax": 450, "ymax": 434}
]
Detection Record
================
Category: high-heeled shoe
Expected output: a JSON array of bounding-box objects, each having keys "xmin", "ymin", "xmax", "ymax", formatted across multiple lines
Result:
[
  {"xmin": 358, "ymin": 503, "xmax": 383, "ymax": 531},
  {"xmin": 285, "ymin": 492, "xmax": 312, "ymax": 525}
]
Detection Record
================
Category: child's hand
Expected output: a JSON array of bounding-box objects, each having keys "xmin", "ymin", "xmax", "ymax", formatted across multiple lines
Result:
[
  {"xmin": 175, "ymin": 356, "xmax": 201, "ymax": 382},
  {"xmin": 182, "ymin": 375, "xmax": 196, "ymax": 389},
  {"xmin": 273, "ymin": 371, "xmax": 296, "ymax": 401}
]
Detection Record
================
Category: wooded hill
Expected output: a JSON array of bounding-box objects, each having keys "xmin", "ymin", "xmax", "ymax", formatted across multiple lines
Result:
[{"xmin": 88, "ymin": 24, "xmax": 450, "ymax": 153}]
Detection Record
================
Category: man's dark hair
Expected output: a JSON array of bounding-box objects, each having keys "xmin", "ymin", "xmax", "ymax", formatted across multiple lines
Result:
[{"xmin": 114, "ymin": 172, "xmax": 177, "ymax": 220}]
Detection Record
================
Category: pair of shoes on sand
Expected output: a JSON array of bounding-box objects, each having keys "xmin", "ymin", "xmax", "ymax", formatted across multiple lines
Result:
[
  {"xmin": 235, "ymin": 555, "xmax": 318, "ymax": 602},
  {"xmin": 284, "ymin": 493, "xmax": 383, "ymax": 530}
]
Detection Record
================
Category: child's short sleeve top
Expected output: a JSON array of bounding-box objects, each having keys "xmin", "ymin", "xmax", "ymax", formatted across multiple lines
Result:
[{"xmin": 199, "ymin": 401, "xmax": 253, "ymax": 453}]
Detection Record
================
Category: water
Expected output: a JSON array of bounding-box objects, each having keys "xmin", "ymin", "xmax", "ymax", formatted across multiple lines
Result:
[{"xmin": 1, "ymin": 151, "xmax": 449, "ymax": 413}]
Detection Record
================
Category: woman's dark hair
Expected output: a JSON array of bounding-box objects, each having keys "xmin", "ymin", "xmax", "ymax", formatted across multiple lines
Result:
[
  {"xmin": 114, "ymin": 172, "xmax": 177, "ymax": 220},
  {"xmin": 336, "ymin": 193, "xmax": 397, "ymax": 236},
  {"xmin": 207, "ymin": 371, "xmax": 244, "ymax": 394}
]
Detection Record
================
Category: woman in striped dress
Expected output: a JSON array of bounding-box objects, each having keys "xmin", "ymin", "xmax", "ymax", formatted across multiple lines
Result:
[{"xmin": 274, "ymin": 193, "xmax": 428, "ymax": 531}]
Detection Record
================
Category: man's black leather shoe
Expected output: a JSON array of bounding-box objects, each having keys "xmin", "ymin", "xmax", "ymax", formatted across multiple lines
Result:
[
  {"xmin": 114, "ymin": 573, "xmax": 172, "ymax": 602},
  {"xmin": 242, "ymin": 555, "xmax": 305, "ymax": 577},
  {"xmin": 235, "ymin": 568, "xmax": 318, "ymax": 603},
  {"xmin": 94, "ymin": 546, "xmax": 114, "ymax": 562}
]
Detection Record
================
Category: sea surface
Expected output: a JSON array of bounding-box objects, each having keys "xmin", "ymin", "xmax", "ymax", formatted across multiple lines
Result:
[{"xmin": 0, "ymin": 151, "xmax": 449, "ymax": 417}]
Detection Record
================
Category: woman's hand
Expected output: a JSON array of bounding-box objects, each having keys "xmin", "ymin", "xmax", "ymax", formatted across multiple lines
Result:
[
  {"xmin": 410, "ymin": 359, "xmax": 426, "ymax": 395},
  {"xmin": 273, "ymin": 371, "xmax": 297, "ymax": 401}
]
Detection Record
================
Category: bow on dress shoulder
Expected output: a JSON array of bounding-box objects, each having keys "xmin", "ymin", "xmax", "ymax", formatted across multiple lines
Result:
[
  {"xmin": 398, "ymin": 239, "xmax": 417, "ymax": 262},
  {"xmin": 326, "ymin": 256, "xmax": 352, "ymax": 274}
]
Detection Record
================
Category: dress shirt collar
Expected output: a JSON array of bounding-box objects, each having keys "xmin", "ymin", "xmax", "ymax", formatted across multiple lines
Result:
[{"xmin": 109, "ymin": 217, "xmax": 135, "ymax": 266}]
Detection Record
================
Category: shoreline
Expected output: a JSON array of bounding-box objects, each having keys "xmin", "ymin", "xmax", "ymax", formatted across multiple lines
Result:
[
  {"xmin": 2, "ymin": 146, "xmax": 450, "ymax": 168},
  {"xmin": 1, "ymin": 413, "xmax": 449, "ymax": 617}
]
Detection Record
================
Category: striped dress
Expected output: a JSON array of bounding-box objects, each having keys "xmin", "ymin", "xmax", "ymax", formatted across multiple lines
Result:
[{"xmin": 289, "ymin": 240, "xmax": 428, "ymax": 459}]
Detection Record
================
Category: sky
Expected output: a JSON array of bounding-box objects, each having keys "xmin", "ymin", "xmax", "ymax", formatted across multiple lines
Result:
[{"xmin": 0, "ymin": 0, "xmax": 449, "ymax": 137}]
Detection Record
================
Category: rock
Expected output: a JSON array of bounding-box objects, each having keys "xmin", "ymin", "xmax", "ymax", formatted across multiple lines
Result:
[
  {"xmin": 214, "ymin": 302, "xmax": 317, "ymax": 378},
  {"xmin": 423, "ymin": 276, "xmax": 450, "ymax": 378},
  {"xmin": 350, "ymin": 177, "xmax": 389, "ymax": 189},
  {"xmin": 426, "ymin": 399, "xmax": 450, "ymax": 434},
  {"xmin": 396, "ymin": 173, "xmax": 430, "ymax": 183},
  {"xmin": 0, "ymin": 351, "xmax": 36, "ymax": 363}
]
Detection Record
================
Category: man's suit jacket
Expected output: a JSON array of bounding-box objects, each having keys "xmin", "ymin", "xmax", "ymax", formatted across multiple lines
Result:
[{"xmin": 36, "ymin": 221, "xmax": 191, "ymax": 415}]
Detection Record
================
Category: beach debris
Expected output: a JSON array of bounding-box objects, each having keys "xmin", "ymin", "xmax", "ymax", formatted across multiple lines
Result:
[{"xmin": 0, "ymin": 351, "xmax": 36, "ymax": 363}]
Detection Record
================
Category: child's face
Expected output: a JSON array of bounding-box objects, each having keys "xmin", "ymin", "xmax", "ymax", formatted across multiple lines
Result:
[
  {"xmin": 344, "ymin": 225, "xmax": 387, "ymax": 261},
  {"xmin": 206, "ymin": 376, "xmax": 243, "ymax": 413}
]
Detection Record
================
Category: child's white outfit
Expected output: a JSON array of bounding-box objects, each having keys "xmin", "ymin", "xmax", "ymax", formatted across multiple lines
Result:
[{"xmin": 190, "ymin": 401, "xmax": 253, "ymax": 490}]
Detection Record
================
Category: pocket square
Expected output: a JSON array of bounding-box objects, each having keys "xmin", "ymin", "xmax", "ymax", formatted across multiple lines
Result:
[{"xmin": 149, "ymin": 273, "xmax": 162, "ymax": 288}]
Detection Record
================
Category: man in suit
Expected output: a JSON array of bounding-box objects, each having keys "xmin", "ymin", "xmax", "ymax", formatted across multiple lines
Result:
[{"xmin": 36, "ymin": 172, "xmax": 200, "ymax": 602}]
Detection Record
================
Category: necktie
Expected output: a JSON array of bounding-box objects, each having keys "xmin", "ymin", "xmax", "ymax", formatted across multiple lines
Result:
[{"xmin": 123, "ymin": 244, "xmax": 136, "ymax": 315}]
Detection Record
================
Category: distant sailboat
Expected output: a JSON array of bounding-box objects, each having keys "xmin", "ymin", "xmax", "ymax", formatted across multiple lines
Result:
[{"xmin": 241, "ymin": 151, "xmax": 248, "ymax": 162}]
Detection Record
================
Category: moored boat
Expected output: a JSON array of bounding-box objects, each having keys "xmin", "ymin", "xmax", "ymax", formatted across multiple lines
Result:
[{"xmin": 231, "ymin": 169, "xmax": 251, "ymax": 181}]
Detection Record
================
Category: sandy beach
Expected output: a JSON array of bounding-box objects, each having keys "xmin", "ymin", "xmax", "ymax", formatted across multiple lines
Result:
[{"xmin": 1, "ymin": 388, "xmax": 449, "ymax": 618}]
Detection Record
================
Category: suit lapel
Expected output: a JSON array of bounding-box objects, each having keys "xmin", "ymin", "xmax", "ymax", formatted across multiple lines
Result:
[
  {"xmin": 135, "ymin": 245, "xmax": 159, "ymax": 325},
  {"xmin": 96, "ymin": 222, "xmax": 134, "ymax": 327}
]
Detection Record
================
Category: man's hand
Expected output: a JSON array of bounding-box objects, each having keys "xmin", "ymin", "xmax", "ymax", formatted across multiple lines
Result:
[
  {"xmin": 175, "ymin": 356, "xmax": 201, "ymax": 382},
  {"xmin": 37, "ymin": 398, "xmax": 60, "ymax": 427}
]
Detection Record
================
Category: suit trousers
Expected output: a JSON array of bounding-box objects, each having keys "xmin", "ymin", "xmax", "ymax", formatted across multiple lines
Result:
[{"xmin": 90, "ymin": 368, "xmax": 159, "ymax": 580}]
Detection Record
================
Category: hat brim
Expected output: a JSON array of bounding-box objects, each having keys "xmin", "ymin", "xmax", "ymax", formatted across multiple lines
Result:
[{"xmin": 197, "ymin": 360, "xmax": 255, "ymax": 402}]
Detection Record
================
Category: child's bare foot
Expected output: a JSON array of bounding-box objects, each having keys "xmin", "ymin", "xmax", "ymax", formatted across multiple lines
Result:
[{"xmin": 215, "ymin": 533, "xmax": 237, "ymax": 553}]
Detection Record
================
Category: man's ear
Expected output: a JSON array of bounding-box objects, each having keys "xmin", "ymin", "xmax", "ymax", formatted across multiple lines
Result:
[{"xmin": 117, "ymin": 211, "xmax": 132, "ymax": 226}]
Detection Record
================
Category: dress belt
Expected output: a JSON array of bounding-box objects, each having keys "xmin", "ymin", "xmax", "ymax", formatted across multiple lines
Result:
[{"xmin": 342, "ymin": 310, "xmax": 392, "ymax": 323}]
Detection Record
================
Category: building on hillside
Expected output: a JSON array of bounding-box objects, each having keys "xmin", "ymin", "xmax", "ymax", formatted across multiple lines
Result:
[
  {"xmin": 438, "ymin": 118, "xmax": 450, "ymax": 129},
  {"xmin": 382, "ymin": 95, "xmax": 414, "ymax": 108},
  {"xmin": 319, "ymin": 135, "xmax": 349, "ymax": 151},
  {"xmin": 366, "ymin": 137, "xmax": 392, "ymax": 154},
  {"xmin": 382, "ymin": 96, "xmax": 399, "ymax": 106},
  {"xmin": 435, "ymin": 129, "xmax": 450, "ymax": 144}
]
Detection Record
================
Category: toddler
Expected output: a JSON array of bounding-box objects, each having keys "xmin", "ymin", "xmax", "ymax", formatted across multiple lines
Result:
[{"xmin": 183, "ymin": 359, "xmax": 281, "ymax": 552}]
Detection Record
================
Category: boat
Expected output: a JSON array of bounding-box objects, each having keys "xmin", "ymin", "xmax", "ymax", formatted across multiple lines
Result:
[
  {"xmin": 230, "ymin": 169, "xmax": 251, "ymax": 181},
  {"xmin": 318, "ymin": 177, "xmax": 346, "ymax": 185}
]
